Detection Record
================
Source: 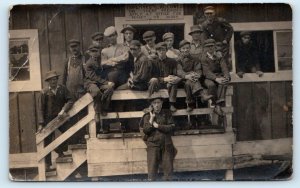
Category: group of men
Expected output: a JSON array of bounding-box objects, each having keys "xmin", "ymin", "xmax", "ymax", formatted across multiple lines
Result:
[{"xmin": 36, "ymin": 5, "xmax": 247, "ymax": 180}]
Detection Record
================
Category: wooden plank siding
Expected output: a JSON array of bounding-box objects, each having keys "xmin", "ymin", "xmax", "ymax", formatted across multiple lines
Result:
[{"xmin": 9, "ymin": 4, "xmax": 292, "ymax": 154}]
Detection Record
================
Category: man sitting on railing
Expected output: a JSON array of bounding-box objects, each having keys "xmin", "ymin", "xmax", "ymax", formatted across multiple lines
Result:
[
  {"xmin": 176, "ymin": 39, "xmax": 213, "ymax": 112},
  {"xmin": 84, "ymin": 44, "xmax": 115, "ymax": 132},
  {"xmin": 201, "ymin": 39, "xmax": 231, "ymax": 116},
  {"xmin": 37, "ymin": 70, "xmax": 74, "ymax": 172}
]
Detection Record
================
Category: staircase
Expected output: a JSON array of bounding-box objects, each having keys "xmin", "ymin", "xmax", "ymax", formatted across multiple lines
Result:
[{"xmin": 46, "ymin": 144, "xmax": 87, "ymax": 181}]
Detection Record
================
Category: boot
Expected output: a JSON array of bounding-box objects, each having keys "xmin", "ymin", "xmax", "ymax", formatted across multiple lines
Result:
[
  {"xmin": 213, "ymin": 105, "xmax": 224, "ymax": 117},
  {"xmin": 186, "ymin": 103, "xmax": 193, "ymax": 112},
  {"xmin": 200, "ymin": 89, "xmax": 213, "ymax": 102},
  {"xmin": 170, "ymin": 104, "xmax": 177, "ymax": 112}
]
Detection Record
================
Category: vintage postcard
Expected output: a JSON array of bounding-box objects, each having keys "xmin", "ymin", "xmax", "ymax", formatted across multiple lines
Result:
[{"xmin": 8, "ymin": 3, "xmax": 292, "ymax": 181}]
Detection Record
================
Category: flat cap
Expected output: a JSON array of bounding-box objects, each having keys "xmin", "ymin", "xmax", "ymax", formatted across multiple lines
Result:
[
  {"xmin": 155, "ymin": 42, "xmax": 167, "ymax": 50},
  {"xmin": 148, "ymin": 92, "xmax": 165, "ymax": 102},
  {"xmin": 91, "ymin": 32, "xmax": 104, "ymax": 40},
  {"xmin": 88, "ymin": 44, "xmax": 100, "ymax": 51},
  {"xmin": 162, "ymin": 32, "xmax": 174, "ymax": 41},
  {"xmin": 143, "ymin": 31, "xmax": 156, "ymax": 40},
  {"xmin": 204, "ymin": 39, "xmax": 216, "ymax": 47},
  {"xmin": 240, "ymin": 31, "xmax": 251, "ymax": 37},
  {"xmin": 104, "ymin": 26, "xmax": 117, "ymax": 37},
  {"xmin": 130, "ymin": 40, "xmax": 142, "ymax": 47},
  {"xmin": 68, "ymin": 39, "xmax": 80, "ymax": 46},
  {"xmin": 204, "ymin": 6, "xmax": 215, "ymax": 13},
  {"xmin": 121, "ymin": 25, "xmax": 136, "ymax": 33},
  {"xmin": 179, "ymin": 40, "xmax": 191, "ymax": 48},
  {"xmin": 189, "ymin": 25, "xmax": 203, "ymax": 35}
]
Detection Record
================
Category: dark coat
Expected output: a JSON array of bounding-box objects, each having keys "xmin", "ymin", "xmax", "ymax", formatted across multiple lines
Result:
[
  {"xmin": 201, "ymin": 17, "xmax": 233, "ymax": 43},
  {"xmin": 235, "ymin": 40, "xmax": 260, "ymax": 72},
  {"xmin": 176, "ymin": 54, "xmax": 202, "ymax": 78},
  {"xmin": 152, "ymin": 57, "xmax": 178, "ymax": 83},
  {"xmin": 84, "ymin": 57, "xmax": 108, "ymax": 88},
  {"xmin": 132, "ymin": 53, "xmax": 152, "ymax": 84},
  {"xmin": 201, "ymin": 52, "xmax": 230, "ymax": 80},
  {"xmin": 38, "ymin": 84, "xmax": 74, "ymax": 126}
]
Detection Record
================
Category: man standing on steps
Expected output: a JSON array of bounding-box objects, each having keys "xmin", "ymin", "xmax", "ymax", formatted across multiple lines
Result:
[
  {"xmin": 189, "ymin": 25, "xmax": 205, "ymax": 60},
  {"xmin": 37, "ymin": 70, "xmax": 74, "ymax": 172},
  {"xmin": 140, "ymin": 92, "xmax": 177, "ymax": 181}
]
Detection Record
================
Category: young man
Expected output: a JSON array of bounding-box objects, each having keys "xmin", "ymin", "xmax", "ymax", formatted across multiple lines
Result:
[
  {"xmin": 140, "ymin": 92, "xmax": 177, "ymax": 181},
  {"xmin": 121, "ymin": 24, "xmax": 136, "ymax": 50},
  {"xmin": 201, "ymin": 39, "xmax": 230, "ymax": 116},
  {"xmin": 149, "ymin": 42, "xmax": 181, "ymax": 112},
  {"xmin": 63, "ymin": 39, "xmax": 86, "ymax": 100},
  {"xmin": 37, "ymin": 70, "xmax": 74, "ymax": 171},
  {"xmin": 189, "ymin": 25, "xmax": 205, "ymax": 60},
  {"xmin": 200, "ymin": 6, "xmax": 233, "ymax": 58},
  {"xmin": 235, "ymin": 31, "xmax": 263, "ymax": 78},
  {"xmin": 177, "ymin": 40, "xmax": 213, "ymax": 112},
  {"xmin": 162, "ymin": 32, "xmax": 180, "ymax": 59},
  {"xmin": 84, "ymin": 44, "xmax": 114, "ymax": 132},
  {"xmin": 91, "ymin": 32, "xmax": 105, "ymax": 49},
  {"xmin": 101, "ymin": 26, "xmax": 131, "ymax": 88},
  {"xmin": 141, "ymin": 30, "xmax": 157, "ymax": 60}
]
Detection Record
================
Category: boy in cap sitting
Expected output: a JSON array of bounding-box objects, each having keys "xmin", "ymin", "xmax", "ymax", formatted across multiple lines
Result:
[
  {"xmin": 235, "ymin": 31, "xmax": 263, "ymax": 78},
  {"xmin": 201, "ymin": 39, "xmax": 230, "ymax": 116},
  {"xmin": 37, "ymin": 70, "xmax": 74, "ymax": 171},
  {"xmin": 177, "ymin": 40, "xmax": 213, "ymax": 112},
  {"xmin": 140, "ymin": 92, "xmax": 177, "ymax": 181},
  {"xmin": 162, "ymin": 32, "xmax": 180, "ymax": 59},
  {"xmin": 121, "ymin": 24, "xmax": 136, "ymax": 50},
  {"xmin": 141, "ymin": 30, "xmax": 158, "ymax": 60},
  {"xmin": 149, "ymin": 42, "xmax": 181, "ymax": 112}
]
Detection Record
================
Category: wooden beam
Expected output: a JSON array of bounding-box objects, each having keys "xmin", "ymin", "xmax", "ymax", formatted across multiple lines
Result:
[
  {"xmin": 37, "ymin": 113, "xmax": 93, "ymax": 161},
  {"xmin": 9, "ymin": 152, "xmax": 37, "ymax": 169},
  {"xmin": 100, "ymin": 107, "xmax": 233, "ymax": 119},
  {"xmin": 36, "ymin": 93, "xmax": 93, "ymax": 144}
]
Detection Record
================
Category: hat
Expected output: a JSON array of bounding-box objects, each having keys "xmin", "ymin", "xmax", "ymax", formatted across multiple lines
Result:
[
  {"xmin": 104, "ymin": 26, "xmax": 117, "ymax": 37},
  {"xmin": 68, "ymin": 39, "xmax": 80, "ymax": 46},
  {"xmin": 130, "ymin": 40, "xmax": 142, "ymax": 47},
  {"xmin": 204, "ymin": 39, "xmax": 216, "ymax": 47},
  {"xmin": 204, "ymin": 6, "xmax": 215, "ymax": 13},
  {"xmin": 45, "ymin": 70, "xmax": 60, "ymax": 81},
  {"xmin": 179, "ymin": 40, "xmax": 191, "ymax": 48},
  {"xmin": 121, "ymin": 25, "xmax": 136, "ymax": 33},
  {"xmin": 148, "ymin": 92, "xmax": 165, "ymax": 102},
  {"xmin": 155, "ymin": 42, "xmax": 167, "ymax": 50},
  {"xmin": 91, "ymin": 32, "xmax": 104, "ymax": 40},
  {"xmin": 240, "ymin": 31, "xmax": 251, "ymax": 37},
  {"xmin": 88, "ymin": 44, "xmax": 100, "ymax": 51},
  {"xmin": 162, "ymin": 32, "xmax": 174, "ymax": 41},
  {"xmin": 143, "ymin": 31, "xmax": 155, "ymax": 40},
  {"xmin": 189, "ymin": 25, "xmax": 203, "ymax": 35}
]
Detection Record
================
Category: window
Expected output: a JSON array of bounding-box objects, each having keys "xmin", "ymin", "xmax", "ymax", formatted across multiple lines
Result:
[
  {"xmin": 9, "ymin": 29, "xmax": 42, "ymax": 92},
  {"xmin": 274, "ymin": 30, "xmax": 292, "ymax": 71}
]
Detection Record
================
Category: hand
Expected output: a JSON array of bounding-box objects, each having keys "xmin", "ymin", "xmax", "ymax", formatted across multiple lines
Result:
[
  {"xmin": 222, "ymin": 40, "xmax": 228, "ymax": 45},
  {"xmin": 163, "ymin": 76, "xmax": 173, "ymax": 83},
  {"xmin": 107, "ymin": 81, "xmax": 115, "ymax": 88},
  {"xmin": 169, "ymin": 75, "xmax": 181, "ymax": 84},
  {"xmin": 36, "ymin": 124, "xmax": 43, "ymax": 133},
  {"xmin": 128, "ymin": 78, "xmax": 133, "ymax": 87},
  {"xmin": 57, "ymin": 110, "xmax": 67, "ymax": 120},
  {"xmin": 237, "ymin": 71, "xmax": 244, "ymax": 78},
  {"xmin": 256, "ymin": 71, "xmax": 263, "ymax": 77},
  {"xmin": 215, "ymin": 77, "xmax": 227, "ymax": 84},
  {"xmin": 185, "ymin": 74, "xmax": 194, "ymax": 82},
  {"xmin": 148, "ymin": 54, "xmax": 157, "ymax": 60},
  {"xmin": 149, "ymin": 108, "xmax": 155, "ymax": 124},
  {"xmin": 153, "ymin": 122, "xmax": 159, "ymax": 128}
]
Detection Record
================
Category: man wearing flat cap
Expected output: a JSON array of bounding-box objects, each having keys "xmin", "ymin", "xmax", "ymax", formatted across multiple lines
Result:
[
  {"xmin": 140, "ymin": 92, "xmax": 177, "ymax": 181},
  {"xmin": 189, "ymin": 25, "xmax": 205, "ymax": 60},
  {"xmin": 235, "ymin": 31, "xmax": 263, "ymax": 78},
  {"xmin": 37, "ymin": 70, "xmax": 74, "ymax": 171},
  {"xmin": 201, "ymin": 39, "xmax": 230, "ymax": 117},
  {"xmin": 149, "ymin": 42, "xmax": 181, "ymax": 112},
  {"xmin": 91, "ymin": 32, "xmax": 105, "ymax": 49},
  {"xmin": 121, "ymin": 24, "xmax": 136, "ymax": 50},
  {"xmin": 162, "ymin": 32, "xmax": 180, "ymax": 59},
  {"xmin": 85, "ymin": 44, "xmax": 115, "ymax": 132},
  {"xmin": 101, "ymin": 26, "xmax": 131, "ymax": 88},
  {"xmin": 177, "ymin": 40, "xmax": 213, "ymax": 112},
  {"xmin": 141, "ymin": 30, "xmax": 158, "ymax": 60},
  {"xmin": 63, "ymin": 39, "xmax": 86, "ymax": 100},
  {"xmin": 200, "ymin": 6, "xmax": 233, "ymax": 59}
]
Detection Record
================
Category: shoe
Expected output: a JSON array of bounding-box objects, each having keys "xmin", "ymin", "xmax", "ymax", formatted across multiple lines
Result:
[
  {"xmin": 200, "ymin": 89, "xmax": 213, "ymax": 102},
  {"xmin": 186, "ymin": 106, "xmax": 193, "ymax": 112},
  {"xmin": 170, "ymin": 105, "xmax": 177, "ymax": 112},
  {"xmin": 213, "ymin": 105, "xmax": 224, "ymax": 116}
]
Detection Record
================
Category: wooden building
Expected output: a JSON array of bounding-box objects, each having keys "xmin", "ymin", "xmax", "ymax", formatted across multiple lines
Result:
[{"xmin": 9, "ymin": 4, "xmax": 292, "ymax": 181}]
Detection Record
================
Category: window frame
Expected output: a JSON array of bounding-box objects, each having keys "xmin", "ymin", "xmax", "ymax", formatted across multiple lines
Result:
[
  {"xmin": 9, "ymin": 29, "xmax": 42, "ymax": 92},
  {"xmin": 230, "ymin": 21, "xmax": 292, "ymax": 82}
]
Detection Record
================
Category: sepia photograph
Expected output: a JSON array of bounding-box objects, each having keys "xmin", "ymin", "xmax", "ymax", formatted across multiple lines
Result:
[{"xmin": 8, "ymin": 3, "xmax": 292, "ymax": 181}]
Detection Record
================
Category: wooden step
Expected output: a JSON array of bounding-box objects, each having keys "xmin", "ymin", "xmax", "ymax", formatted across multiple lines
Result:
[
  {"xmin": 56, "ymin": 155, "xmax": 73, "ymax": 163},
  {"xmin": 68, "ymin": 144, "xmax": 87, "ymax": 150},
  {"xmin": 45, "ymin": 170, "xmax": 57, "ymax": 177}
]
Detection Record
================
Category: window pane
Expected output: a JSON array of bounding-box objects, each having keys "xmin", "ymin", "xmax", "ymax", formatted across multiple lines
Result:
[
  {"xmin": 276, "ymin": 31, "xmax": 292, "ymax": 70},
  {"xmin": 9, "ymin": 39, "xmax": 30, "ymax": 81}
]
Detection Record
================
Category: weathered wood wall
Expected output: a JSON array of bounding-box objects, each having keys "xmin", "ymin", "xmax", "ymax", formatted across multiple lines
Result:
[{"xmin": 9, "ymin": 4, "xmax": 292, "ymax": 154}]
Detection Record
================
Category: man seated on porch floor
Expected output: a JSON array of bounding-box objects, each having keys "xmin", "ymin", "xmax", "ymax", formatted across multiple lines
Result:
[{"xmin": 37, "ymin": 70, "xmax": 74, "ymax": 172}]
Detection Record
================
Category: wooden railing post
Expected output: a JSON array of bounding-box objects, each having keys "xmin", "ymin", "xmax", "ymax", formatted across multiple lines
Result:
[
  {"xmin": 225, "ymin": 86, "xmax": 233, "ymax": 133},
  {"xmin": 37, "ymin": 141, "xmax": 46, "ymax": 181},
  {"xmin": 88, "ymin": 102, "xmax": 96, "ymax": 138}
]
